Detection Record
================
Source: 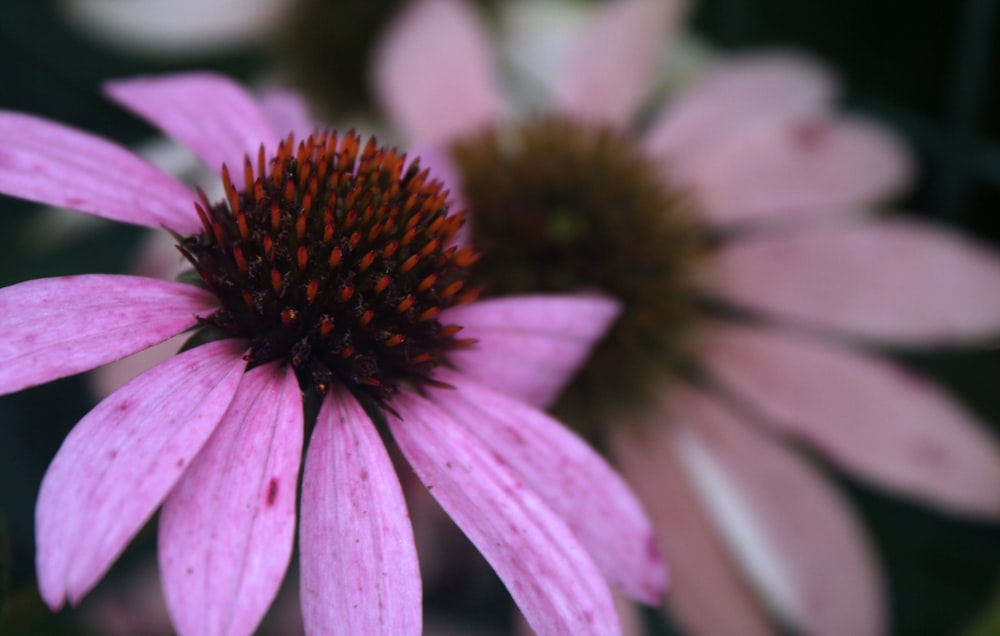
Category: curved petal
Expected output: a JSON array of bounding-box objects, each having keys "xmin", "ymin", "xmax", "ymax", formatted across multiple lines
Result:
[
  {"xmin": 644, "ymin": 52, "xmax": 837, "ymax": 164},
  {"xmin": 299, "ymin": 388, "xmax": 421, "ymax": 635},
  {"xmin": 554, "ymin": 0, "xmax": 684, "ymax": 126},
  {"xmin": 610, "ymin": 422, "xmax": 775, "ymax": 636},
  {"xmin": 373, "ymin": 0, "xmax": 503, "ymax": 144},
  {"xmin": 390, "ymin": 391, "xmax": 621, "ymax": 635},
  {"xmin": 258, "ymin": 87, "xmax": 318, "ymax": 139},
  {"xmin": 0, "ymin": 112, "xmax": 199, "ymax": 232},
  {"xmin": 432, "ymin": 370, "xmax": 666, "ymax": 603},
  {"xmin": 36, "ymin": 339, "xmax": 247, "ymax": 609},
  {"xmin": 681, "ymin": 115, "xmax": 912, "ymax": 225},
  {"xmin": 665, "ymin": 384, "xmax": 884, "ymax": 636},
  {"xmin": 443, "ymin": 294, "xmax": 621, "ymax": 408},
  {"xmin": 714, "ymin": 219, "xmax": 1000, "ymax": 345},
  {"xmin": 159, "ymin": 363, "xmax": 303, "ymax": 636},
  {"xmin": 105, "ymin": 73, "xmax": 280, "ymax": 186},
  {"xmin": 0, "ymin": 275, "xmax": 218, "ymax": 395},
  {"xmin": 61, "ymin": 0, "xmax": 286, "ymax": 58},
  {"xmin": 704, "ymin": 325, "xmax": 1000, "ymax": 518}
]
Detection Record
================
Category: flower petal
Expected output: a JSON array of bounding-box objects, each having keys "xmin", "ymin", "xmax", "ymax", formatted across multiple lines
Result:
[
  {"xmin": 681, "ymin": 115, "xmax": 911, "ymax": 224},
  {"xmin": 554, "ymin": 0, "xmax": 683, "ymax": 126},
  {"xmin": 258, "ymin": 87, "xmax": 318, "ymax": 139},
  {"xmin": 644, "ymin": 52, "xmax": 836, "ymax": 165},
  {"xmin": 704, "ymin": 325, "xmax": 1000, "ymax": 518},
  {"xmin": 0, "ymin": 112, "xmax": 198, "ymax": 232},
  {"xmin": 159, "ymin": 363, "xmax": 303, "ymax": 636},
  {"xmin": 432, "ymin": 370, "xmax": 667, "ymax": 603},
  {"xmin": 0, "ymin": 275, "xmax": 218, "ymax": 395},
  {"xmin": 35, "ymin": 339, "xmax": 247, "ymax": 608},
  {"xmin": 373, "ymin": 0, "xmax": 502, "ymax": 144},
  {"xmin": 105, "ymin": 73, "xmax": 280, "ymax": 186},
  {"xmin": 654, "ymin": 384, "xmax": 884, "ymax": 636},
  {"xmin": 610, "ymin": 423, "xmax": 775, "ymax": 636},
  {"xmin": 443, "ymin": 294, "xmax": 621, "ymax": 408},
  {"xmin": 714, "ymin": 219, "xmax": 1000, "ymax": 345},
  {"xmin": 391, "ymin": 390, "xmax": 621, "ymax": 635},
  {"xmin": 299, "ymin": 388, "xmax": 421, "ymax": 635}
]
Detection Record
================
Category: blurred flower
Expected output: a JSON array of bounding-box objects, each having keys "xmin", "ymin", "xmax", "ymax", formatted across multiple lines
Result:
[
  {"xmin": 0, "ymin": 73, "xmax": 667, "ymax": 634},
  {"xmin": 372, "ymin": 0, "xmax": 1000, "ymax": 635}
]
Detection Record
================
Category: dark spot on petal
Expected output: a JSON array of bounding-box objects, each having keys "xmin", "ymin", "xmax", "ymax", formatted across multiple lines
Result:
[
  {"xmin": 107, "ymin": 450, "xmax": 117, "ymax": 460},
  {"xmin": 266, "ymin": 478, "xmax": 278, "ymax": 506},
  {"xmin": 176, "ymin": 458, "xmax": 185, "ymax": 468},
  {"xmin": 791, "ymin": 120, "xmax": 831, "ymax": 151}
]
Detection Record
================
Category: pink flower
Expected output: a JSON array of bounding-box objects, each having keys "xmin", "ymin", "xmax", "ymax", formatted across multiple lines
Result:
[
  {"xmin": 0, "ymin": 72, "xmax": 668, "ymax": 635},
  {"xmin": 372, "ymin": 1, "xmax": 1000, "ymax": 635}
]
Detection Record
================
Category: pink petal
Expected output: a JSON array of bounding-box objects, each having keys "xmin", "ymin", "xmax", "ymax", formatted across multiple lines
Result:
[
  {"xmin": 0, "ymin": 275, "xmax": 218, "ymax": 395},
  {"xmin": 704, "ymin": 325, "xmax": 1000, "ymax": 518},
  {"xmin": 651, "ymin": 384, "xmax": 883, "ymax": 636},
  {"xmin": 105, "ymin": 73, "xmax": 280, "ymax": 186},
  {"xmin": 714, "ymin": 218, "xmax": 1000, "ymax": 344},
  {"xmin": 0, "ymin": 112, "xmax": 199, "ymax": 232},
  {"xmin": 258, "ymin": 87, "xmax": 317, "ymax": 139},
  {"xmin": 431, "ymin": 370, "xmax": 666, "ymax": 603},
  {"xmin": 443, "ymin": 294, "xmax": 621, "ymax": 408},
  {"xmin": 610, "ymin": 423, "xmax": 775, "ymax": 636},
  {"xmin": 159, "ymin": 363, "xmax": 303, "ymax": 636},
  {"xmin": 554, "ymin": 0, "xmax": 683, "ymax": 126},
  {"xmin": 390, "ymin": 390, "xmax": 621, "ymax": 635},
  {"xmin": 373, "ymin": 0, "xmax": 502, "ymax": 144},
  {"xmin": 35, "ymin": 339, "xmax": 247, "ymax": 608},
  {"xmin": 644, "ymin": 52, "xmax": 836, "ymax": 165},
  {"xmin": 299, "ymin": 388, "xmax": 421, "ymax": 635},
  {"xmin": 681, "ymin": 114, "xmax": 912, "ymax": 224}
]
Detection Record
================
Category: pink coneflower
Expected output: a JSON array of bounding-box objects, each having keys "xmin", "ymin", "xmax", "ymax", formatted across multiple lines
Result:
[
  {"xmin": 373, "ymin": 1, "xmax": 1000, "ymax": 635},
  {"xmin": 0, "ymin": 72, "xmax": 667, "ymax": 635}
]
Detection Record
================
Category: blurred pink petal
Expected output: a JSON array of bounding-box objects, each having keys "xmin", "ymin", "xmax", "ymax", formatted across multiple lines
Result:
[
  {"xmin": 670, "ymin": 385, "xmax": 884, "ymax": 636},
  {"xmin": 554, "ymin": 0, "xmax": 684, "ymax": 126},
  {"xmin": 680, "ymin": 115, "xmax": 911, "ymax": 224},
  {"xmin": 373, "ymin": 0, "xmax": 502, "ymax": 144},
  {"xmin": 105, "ymin": 73, "xmax": 280, "ymax": 185},
  {"xmin": 0, "ymin": 112, "xmax": 198, "ymax": 231},
  {"xmin": 159, "ymin": 363, "xmax": 303, "ymax": 636},
  {"xmin": 391, "ymin": 391, "xmax": 622, "ymax": 635},
  {"xmin": 644, "ymin": 52, "xmax": 836, "ymax": 164},
  {"xmin": 258, "ymin": 87, "xmax": 318, "ymax": 139},
  {"xmin": 444, "ymin": 294, "xmax": 621, "ymax": 408},
  {"xmin": 0, "ymin": 275, "xmax": 217, "ymax": 394},
  {"xmin": 432, "ymin": 370, "xmax": 667, "ymax": 603},
  {"xmin": 36, "ymin": 339, "xmax": 247, "ymax": 608},
  {"xmin": 715, "ymin": 218, "xmax": 1000, "ymax": 344},
  {"xmin": 611, "ymin": 417, "xmax": 775, "ymax": 636},
  {"xmin": 299, "ymin": 388, "xmax": 421, "ymax": 635},
  {"xmin": 705, "ymin": 325, "xmax": 1000, "ymax": 517}
]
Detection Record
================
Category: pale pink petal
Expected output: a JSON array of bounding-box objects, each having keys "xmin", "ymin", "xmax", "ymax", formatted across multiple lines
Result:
[
  {"xmin": 0, "ymin": 112, "xmax": 199, "ymax": 232},
  {"xmin": 644, "ymin": 52, "xmax": 836, "ymax": 164},
  {"xmin": 431, "ymin": 370, "xmax": 666, "ymax": 603},
  {"xmin": 373, "ymin": 0, "xmax": 502, "ymax": 144},
  {"xmin": 105, "ymin": 73, "xmax": 280, "ymax": 186},
  {"xmin": 715, "ymin": 219, "xmax": 1000, "ymax": 344},
  {"xmin": 258, "ymin": 87, "xmax": 318, "ymax": 139},
  {"xmin": 554, "ymin": 0, "xmax": 684, "ymax": 126},
  {"xmin": 443, "ymin": 294, "xmax": 621, "ymax": 408},
  {"xmin": 704, "ymin": 325, "xmax": 1000, "ymax": 518},
  {"xmin": 610, "ymin": 422, "xmax": 775, "ymax": 636},
  {"xmin": 680, "ymin": 115, "xmax": 911, "ymax": 224},
  {"xmin": 35, "ymin": 339, "xmax": 247, "ymax": 609},
  {"xmin": 159, "ymin": 363, "xmax": 303, "ymax": 636},
  {"xmin": 661, "ymin": 384, "xmax": 883, "ymax": 636},
  {"xmin": 299, "ymin": 388, "xmax": 421, "ymax": 635},
  {"xmin": 390, "ymin": 391, "xmax": 621, "ymax": 635},
  {"xmin": 0, "ymin": 275, "xmax": 218, "ymax": 395}
]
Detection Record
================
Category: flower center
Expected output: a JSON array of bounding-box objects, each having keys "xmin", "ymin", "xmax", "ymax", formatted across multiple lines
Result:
[
  {"xmin": 180, "ymin": 131, "xmax": 480, "ymax": 406},
  {"xmin": 451, "ymin": 118, "xmax": 711, "ymax": 436}
]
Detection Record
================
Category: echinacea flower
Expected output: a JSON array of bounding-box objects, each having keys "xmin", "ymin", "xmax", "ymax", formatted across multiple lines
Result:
[
  {"xmin": 372, "ymin": 0, "xmax": 1000, "ymax": 634},
  {"xmin": 0, "ymin": 72, "xmax": 668, "ymax": 635}
]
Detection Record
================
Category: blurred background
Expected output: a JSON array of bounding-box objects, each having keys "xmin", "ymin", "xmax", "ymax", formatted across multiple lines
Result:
[{"xmin": 1, "ymin": 0, "xmax": 999, "ymax": 634}]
